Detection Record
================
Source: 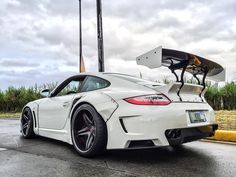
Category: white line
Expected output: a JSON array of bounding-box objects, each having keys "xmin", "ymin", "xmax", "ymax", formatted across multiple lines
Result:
[{"xmin": 0, "ymin": 148, "xmax": 7, "ymax": 151}]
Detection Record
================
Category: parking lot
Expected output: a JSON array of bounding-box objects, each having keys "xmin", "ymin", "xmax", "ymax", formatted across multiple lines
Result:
[{"xmin": 0, "ymin": 118, "xmax": 235, "ymax": 177}]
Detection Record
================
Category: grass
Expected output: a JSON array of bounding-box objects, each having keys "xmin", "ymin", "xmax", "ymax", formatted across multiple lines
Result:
[
  {"xmin": 0, "ymin": 112, "xmax": 21, "ymax": 118},
  {"xmin": 215, "ymin": 110, "xmax": 236, "ymax": 131}
]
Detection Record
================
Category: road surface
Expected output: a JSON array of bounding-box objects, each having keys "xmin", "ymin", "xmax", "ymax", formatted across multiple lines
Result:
[{"xmin": 0, "ymin": 118, "xmax": 235, "ymax": 177}]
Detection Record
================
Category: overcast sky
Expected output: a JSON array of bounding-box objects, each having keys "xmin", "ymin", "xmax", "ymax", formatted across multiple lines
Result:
[{"xmin": 0, "ymin": 0, "xmax": 236, "ymax": 90}]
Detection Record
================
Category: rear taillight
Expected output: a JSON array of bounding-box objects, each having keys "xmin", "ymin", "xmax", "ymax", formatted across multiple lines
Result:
[{"xmin": 124, "ymin": 94, "xmax": 171, "ymax": 105}]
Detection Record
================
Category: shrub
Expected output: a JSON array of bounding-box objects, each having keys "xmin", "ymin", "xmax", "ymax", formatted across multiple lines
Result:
[
  {"xmin": 0, "ymin": 81, "xmax": 235, "ymax": 112},
  {"xmin": 0, "ymin": 82, "xmax": 57, "ymax": 112}
]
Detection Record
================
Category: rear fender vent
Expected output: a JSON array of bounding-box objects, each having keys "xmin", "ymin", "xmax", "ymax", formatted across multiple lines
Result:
[{"xmin": 119, "ymin": 119, "xmax": 128, "ymax": 133}]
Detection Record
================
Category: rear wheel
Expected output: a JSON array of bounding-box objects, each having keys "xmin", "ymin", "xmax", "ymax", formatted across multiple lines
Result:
[
  {"xmin": 21, "ymin": 107, "xmax": 35, "ymax": 138},
  {"xmin": 71, "ymin": 104, "xmax": 107, "ymax": 157}
]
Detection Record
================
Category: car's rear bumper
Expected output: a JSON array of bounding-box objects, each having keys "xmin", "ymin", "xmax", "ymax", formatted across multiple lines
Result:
[{"xmin": 106, "ymin": 100, "xmax": 217, "ymax": 149}]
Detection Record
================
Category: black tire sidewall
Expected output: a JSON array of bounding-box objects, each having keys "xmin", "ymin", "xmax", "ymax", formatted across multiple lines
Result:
[
  {"xmin": 71, "ymin": 104, "xmax": 107, "ymax": 157},
  {"xmin": 21, "ymin": 107, "xmax": 35, "ymax": 138}
]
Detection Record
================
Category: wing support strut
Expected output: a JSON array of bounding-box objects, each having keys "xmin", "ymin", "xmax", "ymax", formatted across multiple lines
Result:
[
  {"xmin": 199, "ymin": 67, "xmax": 209, "ymax": 102},
  {"xmin": 193, "ymin": 74, "xmax": 201, "ymax": 85},
  {"xmin": 167, "ymin": 58, "xmax": 179, "ymax": 82},
  {"xmin": 168, "ymin": 59, "xmax": 189, "ymax": 101}
]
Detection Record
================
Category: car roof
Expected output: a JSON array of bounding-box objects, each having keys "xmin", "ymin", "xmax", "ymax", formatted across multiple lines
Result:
[
  {"xmin": 68, "ymin": 72, "xmax": 162, "ymax": 86},
  {"xmin": 68, "ymin": 72, "xmax": 137, "ymax": 79}
]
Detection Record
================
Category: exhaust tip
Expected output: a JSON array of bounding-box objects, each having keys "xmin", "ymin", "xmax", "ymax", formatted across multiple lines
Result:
[{"xmin": 165, "ymin": 129, "xmax": 181, "ymax": 139}]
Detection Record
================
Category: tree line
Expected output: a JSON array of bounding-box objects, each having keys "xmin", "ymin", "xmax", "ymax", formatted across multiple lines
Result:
[
  {"xmin": 0, "ymin": 83, "xmax": 57, "ymax": 112},
  {"xmin": 0, "ymin": 82, "xmax": 235, "ymax": 112},
  {"xmin": 205, "ymin": 82, "xmax": 236, "ymax": 110}
]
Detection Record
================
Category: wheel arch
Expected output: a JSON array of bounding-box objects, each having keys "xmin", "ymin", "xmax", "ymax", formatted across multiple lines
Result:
[
  {"xmin": 70, "ymin": 92, "xmax": 119, "ymax": 123},
  {"xmin": 70, "ymin": 101, "xmax": 99, "ymax": 124}
]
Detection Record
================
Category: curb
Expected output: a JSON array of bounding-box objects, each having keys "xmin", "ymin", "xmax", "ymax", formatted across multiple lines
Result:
[{"xmin": 207, "ymin": 130, "xmax": 236, "ymax": 142}]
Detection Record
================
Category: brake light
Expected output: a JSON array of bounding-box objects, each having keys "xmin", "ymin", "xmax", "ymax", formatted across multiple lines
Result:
[{"xmin": 124, "ymin": 94, "xmax": 171, "ymax": 105}]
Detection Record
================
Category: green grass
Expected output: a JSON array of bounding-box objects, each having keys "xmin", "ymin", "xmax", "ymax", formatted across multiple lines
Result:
[{"xmin": 0, "ymin": 112, "xmax": 21, "ymax": 118}]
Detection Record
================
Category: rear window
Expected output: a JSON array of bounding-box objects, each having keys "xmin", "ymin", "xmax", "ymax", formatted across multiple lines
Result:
[{"xmin": 80, "ymin": 76, "xmax": 110, "ymax": 92}]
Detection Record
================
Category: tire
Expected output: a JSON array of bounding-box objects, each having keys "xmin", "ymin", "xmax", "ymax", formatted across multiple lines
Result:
[
  {"xmin": 71, "ymin": 104, "xmax": 107, "ymax": 157},
  {"xmin": 21, "ymin": 107, "xmax": 35, "ymax": 138}
]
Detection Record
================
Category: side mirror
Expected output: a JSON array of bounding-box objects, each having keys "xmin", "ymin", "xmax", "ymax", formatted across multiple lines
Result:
[{"xmin": 40, "ymin": 89, "xmax": 50, "ymax": 97}]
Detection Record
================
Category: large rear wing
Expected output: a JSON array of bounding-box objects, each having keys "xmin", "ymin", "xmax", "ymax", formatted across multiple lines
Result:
[{"xmin": 136, "ymin": 46, "xmax": 225, "ymax": 101}]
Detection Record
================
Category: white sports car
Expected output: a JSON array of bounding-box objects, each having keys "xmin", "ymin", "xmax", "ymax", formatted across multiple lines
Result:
[{"xmin": 21, "ymin": 47, "xmax": 224, "ymax": 157}]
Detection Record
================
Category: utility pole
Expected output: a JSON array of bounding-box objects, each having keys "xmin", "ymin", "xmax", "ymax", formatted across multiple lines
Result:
[
  {"xmin": 96, "ymin": 0, "xmax": 105, "ymax": 72},
  {"xmin": 78, "ymin": 0, "xmax": 85, "ymax": 72}
]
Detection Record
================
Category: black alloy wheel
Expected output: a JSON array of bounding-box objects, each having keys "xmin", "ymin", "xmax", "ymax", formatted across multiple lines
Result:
[
  {"xmin": 21, "ymin": 108, "xmax": 35, "ymax": 138},
  {"xmin": 71, "ymin": 104, "xmax": 107, "ymax": 157}
]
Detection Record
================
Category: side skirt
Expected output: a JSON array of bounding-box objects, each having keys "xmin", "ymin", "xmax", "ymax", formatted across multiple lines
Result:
[{"xmin": 38, "ymin": 128, "xmax": 72, "ymax": 145}]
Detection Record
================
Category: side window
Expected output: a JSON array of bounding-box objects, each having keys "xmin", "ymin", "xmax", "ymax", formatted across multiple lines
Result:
[
  {"xmin": 81, "ymin": 76, "xmax": 109, "ymax": 92},
  {"xmin": 56, "ymin": 80, "xmax": 81, "ymax": 97}
]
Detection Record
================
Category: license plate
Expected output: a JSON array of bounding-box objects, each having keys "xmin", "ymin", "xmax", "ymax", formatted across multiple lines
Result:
[{"xmin": 188, "ymin": 111, "xmax": 206, "ymax": 123}]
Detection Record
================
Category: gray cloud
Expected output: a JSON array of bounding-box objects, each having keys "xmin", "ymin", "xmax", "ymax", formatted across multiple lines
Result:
[
  {"xmin": 0, "ymin": 58, "xmax": 38, "ymax": 67},
  {"xmin": 0, "ymin": 68, "xmax": 77, "ymax": 90},
  {"xmin": 0, "ymin": 0, "xmax": 235, "ymax": 89}
]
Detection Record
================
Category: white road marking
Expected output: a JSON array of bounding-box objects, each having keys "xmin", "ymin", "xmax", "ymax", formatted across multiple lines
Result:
[{"xmin": 0, "ymin": 148, "xmax": 7, "ymax": 151}]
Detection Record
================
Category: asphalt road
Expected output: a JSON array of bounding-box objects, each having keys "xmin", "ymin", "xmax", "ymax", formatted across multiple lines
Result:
[{"xmin": 0, "ymin": 119, "xmax": 235, "ymax": 177}]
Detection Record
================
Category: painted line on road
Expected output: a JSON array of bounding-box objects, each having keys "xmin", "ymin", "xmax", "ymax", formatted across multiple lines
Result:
[{"xmin": 0, "ymin": 148, "xmax": 8, "ymax": 151}]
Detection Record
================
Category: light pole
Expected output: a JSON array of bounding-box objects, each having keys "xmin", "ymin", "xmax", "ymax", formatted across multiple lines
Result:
[
  {"xmin": 78, "ymin": 0, "xmax": 85, "ymax": 72},
  {"xmin": 96, "ymin": 0, "xmax": 105, "ymax": 72}
]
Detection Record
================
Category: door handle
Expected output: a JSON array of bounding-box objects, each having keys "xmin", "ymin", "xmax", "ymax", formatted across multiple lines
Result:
[{"xmin": 62, "ymin": 102, "xmax": 70, "ymax": 107}]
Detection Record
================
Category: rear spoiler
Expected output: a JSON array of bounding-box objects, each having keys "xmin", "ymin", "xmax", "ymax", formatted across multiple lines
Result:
[{"xmin": 136, "ymin": 46, "xmax": 225, "ymax": 101}]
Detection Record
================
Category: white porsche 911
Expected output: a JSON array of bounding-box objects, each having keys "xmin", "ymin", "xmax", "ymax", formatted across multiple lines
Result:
[{"xmin": 20, "ymin": 47, "xmax": 224, "ymax": 157}]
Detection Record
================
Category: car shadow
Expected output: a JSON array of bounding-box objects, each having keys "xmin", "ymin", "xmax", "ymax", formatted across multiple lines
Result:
[
  {"xmin": 29, "ymin": 135, "xmax": 215, "ymax": 163},
  {"xmin": 17, "ymin": 136, "xmax": 219, "ymax": 176}
]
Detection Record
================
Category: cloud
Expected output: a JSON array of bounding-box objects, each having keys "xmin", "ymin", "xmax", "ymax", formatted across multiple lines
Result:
[
  {"xmin": 0, "ymin": 0, "xmax": 235, "ymax": 90},
  {"xmin": 0, "ymin": 58, "xmax": 38, "ymax": 67}
]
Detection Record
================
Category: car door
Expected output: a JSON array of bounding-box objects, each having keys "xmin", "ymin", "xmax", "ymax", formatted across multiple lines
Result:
[{"xmin": 38, "ymin": 77, "xmax": 85, "ymax": 130}]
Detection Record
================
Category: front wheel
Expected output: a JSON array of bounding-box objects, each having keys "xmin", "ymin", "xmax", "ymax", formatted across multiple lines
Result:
[
  {"xmin": 71, "ymin": 104, "xmax": 107, "ymax": 157},
  {"xmin": 21, "ymin": 107, "xmax": 35, "ymax": 138}
]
